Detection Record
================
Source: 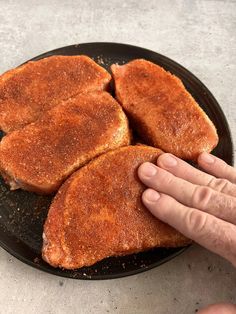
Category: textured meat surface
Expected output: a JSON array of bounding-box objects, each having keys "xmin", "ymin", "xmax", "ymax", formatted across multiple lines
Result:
[
  {"xmin": 0, "ymin": 91, "xmax": 130, "ymax": 194},
  {"xmin": 111, "ymin": 59, "xmax": 218, "ymax": 160},
  {"xmin": 42, "ymin": 146, "xmax": 190, "ymax": 269},
  {"xmin": 0, "ymin": 55, "xmax": 111, "ymax": 132}
]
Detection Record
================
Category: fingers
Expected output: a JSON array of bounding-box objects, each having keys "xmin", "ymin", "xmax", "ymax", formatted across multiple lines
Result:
[
  {"xmin": 139, "ymin": 154, "xmax": 236, "ymax": 268},
  {"xmin": 198, "ymin": 152, "xmax": 236, "ymax": 184},
  {"xmin": 142, "ymin": 189, "xmax": 236, "ymax": 267},
  {"xmin": 157, "ymin": 153, "xmax": 236, "ymax": 198},
  {"xmin": 138, "ymin": 162, "xmax": 236, "ymax": 224}
]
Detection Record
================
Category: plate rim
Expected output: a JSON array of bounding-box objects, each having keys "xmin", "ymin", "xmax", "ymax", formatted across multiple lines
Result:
[
  {"xmin": 0, "ymin": 42, "xmax": 233, "ymax": 280},
  {"xmin": 0, "ymin": 234, "xmax": 189, "ymax": 280}
]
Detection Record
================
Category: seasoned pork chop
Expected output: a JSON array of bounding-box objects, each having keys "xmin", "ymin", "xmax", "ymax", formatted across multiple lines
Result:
[
  {"xmin": 42, "ymin": 146, "xmax": 190, "ymax": 269},
  {"xmin": 0, "ymin": 92, "xmax": 130, "ymax": 194},
  {"xmin": 111, "ymin": 59, "xmax": 218, "ymax": 160},
  {"xmin": 0, "ymin": 55, "xmax": 111, "ymax": 132}
]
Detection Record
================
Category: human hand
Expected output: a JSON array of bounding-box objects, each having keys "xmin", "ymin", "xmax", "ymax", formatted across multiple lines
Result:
[{"xmin": 138, "ymin": 152, "xmax": 236, "ymax": 267}]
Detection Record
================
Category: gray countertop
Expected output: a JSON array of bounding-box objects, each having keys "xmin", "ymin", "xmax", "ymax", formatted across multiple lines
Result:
[{"xmin": 0, "ymin": 1, "xmax": 236, "ymax": 313}]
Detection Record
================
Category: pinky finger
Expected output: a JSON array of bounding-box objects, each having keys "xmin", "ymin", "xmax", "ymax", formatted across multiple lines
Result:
[{"xmin": 142, "ymin": 189, "xmax": 236, "ymax": 267}]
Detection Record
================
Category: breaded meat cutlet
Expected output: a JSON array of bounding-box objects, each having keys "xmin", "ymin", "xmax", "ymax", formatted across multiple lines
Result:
[
  {"xmin": 0, "ymin": 91, "xmax": 130, "ymax": 194},
  {"xmin": 111, "ymin": 59, "xmax": 218, "ymax": 160},
  {"xmin": 42, "ymin": 145, "xmax": 190, "ymax": 269},
  {"xmin": 0, "ymin": 55, "xmax": 111, "ymax": 132}
]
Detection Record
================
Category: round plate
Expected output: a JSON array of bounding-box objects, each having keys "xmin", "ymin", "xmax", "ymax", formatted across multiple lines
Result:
[{"xmin": 0, "ymin": 43, "xmax": 233, "ymax": 280}]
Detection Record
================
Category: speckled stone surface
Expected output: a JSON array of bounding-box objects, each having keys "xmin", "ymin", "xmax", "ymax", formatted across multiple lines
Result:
[{"xmin": 0, "ymin": 0, "xmax": 236, "ymax": 313}]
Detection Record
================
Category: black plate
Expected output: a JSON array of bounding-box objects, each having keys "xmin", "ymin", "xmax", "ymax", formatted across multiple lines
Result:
[{"xmin": 0, "ymin": 43, "xmax": 233, "ymax": 280}]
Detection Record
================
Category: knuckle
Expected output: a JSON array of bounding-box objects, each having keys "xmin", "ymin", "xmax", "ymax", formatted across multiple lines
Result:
[
  {"xmin": 215, "ymin": 195, "xmax": 235, "ymax": 215},
  {"xmin": 185, "ymin": 209, "xmax": 208, "ymax": 235},
  {"xmin": 208, "ymin": 178, "xmax": 231, "ymax": 194},
  {"xmin": 222, "ymin": 163, "xmax": 236, "ymax": 183},
  {"xmin": 219, "ymin": 160, "xmax": 231, "ymax": 175},
  {"xmin": 222, "ymin": 162, "xmax": 229, "ymax": 172},
  {"xmin": 192, "ymin": 186, "xmax": 212, "ymax": 209},
  {"xmin": 160, "ymin": 171, "xmax": 174, "ymax": 187}
]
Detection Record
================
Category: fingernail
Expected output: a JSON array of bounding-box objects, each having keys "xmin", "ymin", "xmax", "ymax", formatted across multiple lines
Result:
[
  {"xmin": 140, "ymin": 163, "xmax": 157, "ymax": 177},
  {"xmin": 200, "ymin": 152, "xmax": 215, "ymax": 164},
  {"xmin": 161, "ymin": 154, "xmax": 177, "ymax": 167},
  {"xmin": 143, "ymin": 189, "xmax": 160, "ymax": 203}
]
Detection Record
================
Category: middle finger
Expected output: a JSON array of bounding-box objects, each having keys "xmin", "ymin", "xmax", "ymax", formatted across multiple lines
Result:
[{"xmin": 138, "ymin": 162, "xmax": 236, "ymax": 225}]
